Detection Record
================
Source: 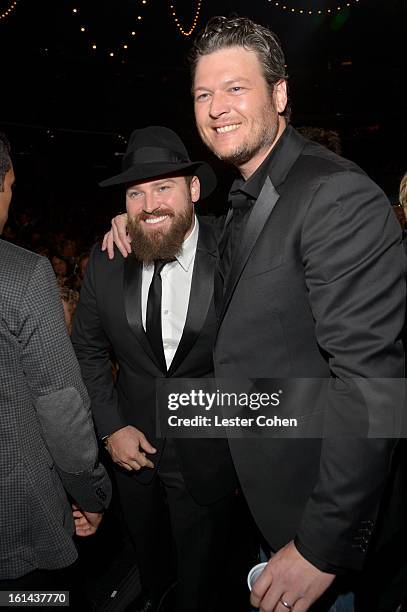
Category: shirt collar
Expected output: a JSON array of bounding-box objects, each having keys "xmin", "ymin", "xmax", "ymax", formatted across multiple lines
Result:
[
  {"xmin": 229, "ymin": 125, "xmax": 289, "ymax": 201},
  {"xmin": 143, "ymin": 215, "xmax": 199, "ymax": 274},
  {"xmin": 175, "ymin": 215, "xmax": 199, "ymax": 272}
]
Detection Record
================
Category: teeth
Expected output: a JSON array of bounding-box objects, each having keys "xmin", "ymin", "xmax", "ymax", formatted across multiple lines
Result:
[
  {"xmin": 145, "ymin": 215, "xmax": 169, "ymax": 224},
  {"xmin": 216, "ymin": 124, "xmax": 240, "ymax": 134}
]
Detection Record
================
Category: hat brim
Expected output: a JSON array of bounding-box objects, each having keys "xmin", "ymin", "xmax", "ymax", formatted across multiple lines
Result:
[{"xmin": 99, "ymin": 161, "xmax": 217, "ymax": 199}]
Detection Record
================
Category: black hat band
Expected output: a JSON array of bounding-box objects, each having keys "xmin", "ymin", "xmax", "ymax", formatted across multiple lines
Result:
[{"xmin": 122, "ymin": 146, "xmax": 189, "ymax": 171}]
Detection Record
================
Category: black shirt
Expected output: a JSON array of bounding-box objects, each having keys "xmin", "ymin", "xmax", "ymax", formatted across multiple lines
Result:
[{"xmin": 221, "ymin": 126, "xmax": 289, "ymax": 278}]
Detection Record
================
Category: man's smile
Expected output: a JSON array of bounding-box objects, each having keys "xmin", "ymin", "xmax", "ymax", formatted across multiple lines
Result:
[
  {"xmin": 214, "ymin": 124, "xmax": 241, "ymax": 135},
  {"xmin": 143, "ymin": 215, "xmax": 170, "ymax": 225}
]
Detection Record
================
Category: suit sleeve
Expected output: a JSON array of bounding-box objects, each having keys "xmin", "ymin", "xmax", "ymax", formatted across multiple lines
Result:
[
  {"xmin": 294, "ymin": 169, "xmax": 406, "ymax": 572},
  {"xmin": 19, "ymin": 256, "xmax": 112, "ymax": 512},
  {"xmin": 71, "ymin": 246, "xmax": 127, "ymax": 438}
]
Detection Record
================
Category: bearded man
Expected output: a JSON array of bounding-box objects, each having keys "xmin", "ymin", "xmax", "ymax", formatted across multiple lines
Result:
[{"xmin": 71, "ymin": 126, "xmax": 237, "ymax": 612}]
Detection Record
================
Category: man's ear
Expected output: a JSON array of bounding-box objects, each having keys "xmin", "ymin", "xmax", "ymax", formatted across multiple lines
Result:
[
  {"xmin": 274, "ymin": 80, "xmax": 288, "ymax": 115},
  {"xmin": 190, "ymin": 176, "xmax": 201, "ymax": 203}
]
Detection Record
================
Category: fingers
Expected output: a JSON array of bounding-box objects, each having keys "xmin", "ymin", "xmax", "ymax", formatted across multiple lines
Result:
[
  {"xmin": 255, "ymin": 589, "xmax": 281, "ymax": 611},
  {"xmin": 138, "ymin": 432, "xmax": 157, "ymax": 455},
  {"xmin": 251, "ymin": 566, "xmax": 273, "ymax": 608},
  {"xmin": 138, "ymin": 451, "xmax": 155, "ymax": 469},
  {"xmin": 113, "ymin": 451, "xmax": 154, "ymax": 471},
  {"xmin": 106, "ymin": 426, "xmax": 155, "ymax": 470},
  {"xmin": 127, "ymin": 451, "xmax": 155, "ymax": 470},
  {"xmin": 107, "ymin": 222, "xmax": 118, "ymax": 259},
  {"xmin": 253, "ymin": 592, "xmax": 304, "ymax": 612},
  {"xmin": 291, "ymin": 597, "xmax": 311, "ymax": 612},
  {"xmin": 74, "ymin": 515, "xmax": 93, "ymax": 537},
  {"xmin": 111, "ymin": 215, "xmax": 131, "ymax": 258},
  {"xmin": 115, "ymin": 213, "xmax": 131, "ymax": 251},
  {"xmin": 76, "ymin": 522, "xmax": 97, "ymax": 537}
]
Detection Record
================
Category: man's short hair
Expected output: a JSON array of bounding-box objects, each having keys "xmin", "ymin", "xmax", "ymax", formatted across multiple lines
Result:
[
  {"xmin": 0, "ymin": 132, "xmax": 12, "ymax": 192},
  {"xmin": 189, "ymin": 15, "xmax": 290, "ymax": 120}
]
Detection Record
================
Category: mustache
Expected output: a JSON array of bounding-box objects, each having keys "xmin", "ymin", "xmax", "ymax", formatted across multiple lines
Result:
[{"xmin": 135, "ymin": 209, "xmax": 175, "ymax": 222}]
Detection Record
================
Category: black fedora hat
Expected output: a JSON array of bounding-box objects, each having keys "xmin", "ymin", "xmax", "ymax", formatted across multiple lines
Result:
[{"xmin": 100, "ymin": 126, "xmax": 217, "ymax": 199}]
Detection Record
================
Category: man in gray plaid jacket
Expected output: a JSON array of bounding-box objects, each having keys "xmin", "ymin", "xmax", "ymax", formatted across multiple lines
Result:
[{"xmin": 0, "ymin": 132, "xmax": 112, "ymax": 589}]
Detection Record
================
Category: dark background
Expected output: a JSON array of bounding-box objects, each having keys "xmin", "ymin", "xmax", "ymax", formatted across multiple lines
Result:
[{"xmin": 1, "ymin": 0, "xmax": 406, "ymax": 229}]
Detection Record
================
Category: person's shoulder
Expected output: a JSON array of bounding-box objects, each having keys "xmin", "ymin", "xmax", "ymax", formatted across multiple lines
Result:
[
  {"xmin": 0, "ymin": 239, "xmax": 42, "ymax": 266},
  {"xmin": 0, "ymin": 241, "xmax": 54, "ymax": 305},
  {"xmin": 0, "ymin": 239, "xmax": 46, "ymax": 284},
  {"xmin": 298, "ymin": 140, "xmax": 364, "ymax": 180},
  {"xmin": 89, "ymin": 240, "xmax": 127, "ymax": 269}
]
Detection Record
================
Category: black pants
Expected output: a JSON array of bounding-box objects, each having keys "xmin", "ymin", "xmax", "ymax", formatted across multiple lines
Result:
[{"xmin": 114, "ymin": 439, "xmax": 236, "ymax": 612}]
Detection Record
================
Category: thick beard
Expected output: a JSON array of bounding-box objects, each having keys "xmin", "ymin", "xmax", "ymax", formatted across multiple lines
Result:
[{"xmin": 128, "ymin": 207, "xmax": 193, "ymax": 265}]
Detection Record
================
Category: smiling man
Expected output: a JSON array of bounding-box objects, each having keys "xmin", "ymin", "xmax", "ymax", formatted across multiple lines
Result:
[
  {"xmin": 125, "ymin": 173, "xmax": 198, "ymax": 265},
  {"xmin": 71, "ymin": 126, "xmax": 237, "ymax": 612},
  {"xmin": 104, "ymin": 16, "xmax": 406, "ymax": 612},
  {"xmin": 188, "ymin": 16, "xmax": 406, "ymax": 612}
]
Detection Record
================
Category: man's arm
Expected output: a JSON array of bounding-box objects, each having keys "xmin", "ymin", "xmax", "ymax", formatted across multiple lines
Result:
[
  {"xmin": 71, "ymin": 246, "xmax": 125, "ymax": 438},
  {"xmin": 71, "ymin": 246, "xmax": 156, "ymax": 470},
  {"xmin": 252, "ymin": 169, "xmax": 406, "ymax": 611},
  {"xmin": 19, "ymin": 256, "xmax": 112, "ymax": 515},
  {"xmin": 101, "ymin": 212, "xmax": 227, "ymax": 259},
  {"xmin": 295, "ymin": 169, "xmax": 405, "ymax": 571},
  {"xmin": 101, "ymin": 213, "xmax": 131, "ymax": 259}
]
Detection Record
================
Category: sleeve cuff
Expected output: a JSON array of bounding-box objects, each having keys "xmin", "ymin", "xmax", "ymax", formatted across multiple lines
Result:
[{"xmin": 294, "ymin": 536, "xmax": 349, "ymax": 575}]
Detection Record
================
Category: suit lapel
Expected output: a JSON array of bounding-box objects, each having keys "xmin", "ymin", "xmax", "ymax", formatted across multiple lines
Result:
[
  {"xmin": 214, "ymin": 208, "xmax": 233, "ymax": 318},
  {"xmin": 123, "ymin": 254, "xmax": 164, "ymax": 370},
  {"xmin": 168, "ymin": 223, "xmax": 217, "ymax": 375},
  {"xmin": 217, "ymin": 177, "xmax": 279, "ymax": 328},
  {"xmin": 216, "ymin": 126, "xmax": 307, "ymax": 331}
]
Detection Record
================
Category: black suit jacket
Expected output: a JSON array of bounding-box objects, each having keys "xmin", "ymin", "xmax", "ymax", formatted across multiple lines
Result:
[
  {"xmin": 72, "ymin": 220, "xmax": 236, "ymax": 505},
  {"xmin": 213, "ymin": 126, "xmax": 406, "ymax": 572}
]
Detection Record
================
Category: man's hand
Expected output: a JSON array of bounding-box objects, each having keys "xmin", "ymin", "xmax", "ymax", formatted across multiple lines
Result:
[
  {"xmin": 250, "ymin": 541, "xmax": 335, "ymax": 612},
  {"xmin": 72, "ymin": 504, "xmax": 103, "ymax": 537},
  {"xmin": 101, "ymin": 213, "xmax": 131, "ymax": 259},
  {"xmin": 106, "ymin": 425, "xmax": 156, "ymax": 471}
]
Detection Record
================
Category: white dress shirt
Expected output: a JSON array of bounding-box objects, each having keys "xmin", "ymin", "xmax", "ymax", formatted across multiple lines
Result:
[{"xmin": 141, "ymin": 217, "xmax": 199, "ymax": 369}]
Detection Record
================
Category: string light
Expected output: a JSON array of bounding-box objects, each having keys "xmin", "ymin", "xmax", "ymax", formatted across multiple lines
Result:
[
  {"xmin": 169, "ymin": 0, "xmax": 203, "ymax": 37},
  {"xmin": 0, "ymin": 0, "xmax": 19, "ymax": 21},
  {"xmin": 69, "ymin": 1, "xmax": 150, "ymax": 57},
  {"xmin": 266, "ymin": 0, "xmax": 359, "ymax": 15}
]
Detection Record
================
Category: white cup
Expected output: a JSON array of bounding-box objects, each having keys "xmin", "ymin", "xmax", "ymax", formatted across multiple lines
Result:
[{"xmin": 247, "ymin": 561, "xmax": 268, "ymax": 591}]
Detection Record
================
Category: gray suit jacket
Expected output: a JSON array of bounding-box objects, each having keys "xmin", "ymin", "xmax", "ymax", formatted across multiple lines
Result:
[{"xmin": 0, "ymin": 239, "xmax": 112, "ymax": 580}]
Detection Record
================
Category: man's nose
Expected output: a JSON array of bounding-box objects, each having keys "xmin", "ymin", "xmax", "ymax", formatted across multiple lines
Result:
[
  {"xmin": 209, "ymin": 91, "xmax": 230, "ymax": 119},
  {"xmin": 143, "ymin": 193, "xmax": 160, "ymax": 214}
]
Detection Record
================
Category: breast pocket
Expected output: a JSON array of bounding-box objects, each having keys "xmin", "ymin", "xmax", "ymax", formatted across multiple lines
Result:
[{"xmin": 241, "ymin": 252, "xmax": 284, "ymax": 280}]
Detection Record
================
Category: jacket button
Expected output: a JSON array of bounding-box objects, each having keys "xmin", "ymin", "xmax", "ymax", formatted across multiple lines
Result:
[{"xmin": 96, "ymin": 487, "xmax": 107, "ymax": 501}]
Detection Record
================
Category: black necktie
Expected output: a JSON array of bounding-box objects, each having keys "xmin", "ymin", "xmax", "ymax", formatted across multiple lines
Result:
[
  {"xmin": 146, "ymin": 260, "xmax": 167, "ymax": 370},
  {"xmin": 219, "ymin": 192, "xmax": 252, "ymax": 283}
]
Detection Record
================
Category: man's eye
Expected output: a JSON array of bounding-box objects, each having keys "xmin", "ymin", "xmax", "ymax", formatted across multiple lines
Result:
[
  {"xmin": 127, "ymin": 191, "xmax": 141, "ymax": 198},
  {"xmin": 158, "ymin": 185, "xmax": 170, "ymax": 192},
  {"xmin": 195, "ymin": 92, "xmax": 210, "ymax": 102},
  {"xmin": 230, "ymin": 86, "xmax": 243, "ymax": 92}
]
